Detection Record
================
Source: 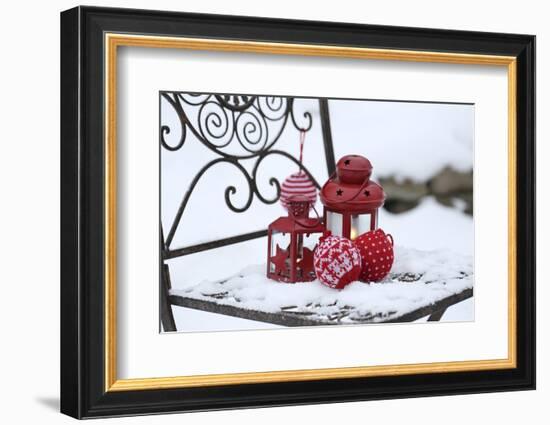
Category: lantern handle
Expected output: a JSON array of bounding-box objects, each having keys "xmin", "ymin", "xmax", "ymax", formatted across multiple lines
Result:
[{"xmin": 292, "ymin": 204, "xmax": 324, "ymax": 229}]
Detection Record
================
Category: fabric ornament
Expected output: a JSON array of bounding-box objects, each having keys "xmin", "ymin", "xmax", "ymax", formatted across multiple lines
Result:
[
  {"xmin": 313, "ymin": 235, "xmax": 362, "ymax": 289},
  {"xmin": 280, "ymin": 130, "xmax": 317, "ymax": 211},
  {"xmin": 280, "ymin": 171, "xmax": 317, "ymax": 210},
  {"xmin": 354, "ymin": 228, "xmax": 394, "ymax": 282}
]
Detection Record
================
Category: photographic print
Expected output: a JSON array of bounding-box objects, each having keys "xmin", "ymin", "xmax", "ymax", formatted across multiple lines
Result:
[{"xmin": 160, "ymin": 92, "xmax": 474, "ymax": 332}]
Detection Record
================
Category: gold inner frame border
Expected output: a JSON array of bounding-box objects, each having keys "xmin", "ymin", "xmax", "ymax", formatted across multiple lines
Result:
[{"xmin": 104, "ymin": 33, "xmax": 517, "ymax": 392}]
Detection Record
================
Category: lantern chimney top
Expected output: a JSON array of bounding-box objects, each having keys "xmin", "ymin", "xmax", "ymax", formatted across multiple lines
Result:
[{"xmin": 337, "ymin": 155, "xmax": 373, "ymax": 184}]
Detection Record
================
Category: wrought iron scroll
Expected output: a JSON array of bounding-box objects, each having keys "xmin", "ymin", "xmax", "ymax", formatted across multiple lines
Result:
[{"xmin": 161, "ymin": 92, "xmax": 320, "ymax": 252}]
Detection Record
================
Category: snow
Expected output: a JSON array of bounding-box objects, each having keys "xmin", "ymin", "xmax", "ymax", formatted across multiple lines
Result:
[
  {"xmin": 329, "ymin": 99, "xmax": 474, "ymax": 182},
  {"xmin": 439, "ymin": 298, "xmax": 474, "ymax": 322},
  {"xmin": 379, "ymin": 197, "xmax": 473, "ymax": 255},
  {"xmin": 170, "ymin": 245, "xmax": 472, "ymax": 331}
]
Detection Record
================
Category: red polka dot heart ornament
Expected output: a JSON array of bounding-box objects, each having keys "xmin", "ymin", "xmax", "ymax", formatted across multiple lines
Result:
[
  {"xmin": 313, "ymin": 235, "xmax": 362, "ymax": 289},
  {"xmin": 354, "ymin": 229, "xmax": 394, "ymax": 282}
]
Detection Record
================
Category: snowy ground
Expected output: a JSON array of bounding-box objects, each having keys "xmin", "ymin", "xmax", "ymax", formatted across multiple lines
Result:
[{"xmin": 161, "ymin": 97, "xmax": 475, "ymax": 332}]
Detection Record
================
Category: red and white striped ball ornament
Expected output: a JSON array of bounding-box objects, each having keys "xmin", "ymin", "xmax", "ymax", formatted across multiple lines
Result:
[
  {"xmin": 313, "ymin": 235, "xmax": 362, "ymax": 289},
  {"xmin": 280, "ymin": 130, "xmax": 317, "ymax": 211},
  {"xmin": 354, "ymin": 228, "xmax": 394, "ymax": 282},
  {"xmin": 280, "ymin": 171, "xmax": 317, "ymax": 210}
]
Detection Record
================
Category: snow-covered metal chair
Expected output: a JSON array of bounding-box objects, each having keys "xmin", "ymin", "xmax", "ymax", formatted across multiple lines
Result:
[{"xmin": 159, "ymin": 93, "xmax": 473, "ymax": 331}]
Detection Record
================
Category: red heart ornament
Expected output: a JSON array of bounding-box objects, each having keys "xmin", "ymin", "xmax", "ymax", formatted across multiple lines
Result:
[{"xmin": 354, "ymin": 229, "xmax": 394, "ymax": 282}]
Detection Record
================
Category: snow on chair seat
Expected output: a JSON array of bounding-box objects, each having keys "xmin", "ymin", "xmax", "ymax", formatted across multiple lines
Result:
[{"xmin": 169, "ymin": 246, "xmax": 473, "ymax": 326}]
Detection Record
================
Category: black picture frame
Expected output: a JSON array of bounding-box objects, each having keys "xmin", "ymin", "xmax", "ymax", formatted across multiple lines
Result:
[{"xmin": 61, "ymin": 5, "xmax": 535, "ymax": 419}]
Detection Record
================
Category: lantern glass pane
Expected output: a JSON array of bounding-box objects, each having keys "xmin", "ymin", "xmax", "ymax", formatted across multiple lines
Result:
[
  {"xmin": 326, "ymin": 211, "xmax": 343, "ymax": 237},
  {"xmin": 350, "ymin": 213, "xmax": 372, "ymax": 240},
  {"xmin": 301, "ymin": 233, "xmax": 321, "ymax": 254}
]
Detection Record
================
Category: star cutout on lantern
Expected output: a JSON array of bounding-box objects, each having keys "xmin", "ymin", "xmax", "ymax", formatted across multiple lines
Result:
[
  {"xmin": 364, "ymin": 190, "xmax": 370, "ymax": 197},
  {"xmin": 271, "ymin": 245, "xmax": 289, "ymax": 275},
  {"xmin": 336, "ymin": 189, "xmax": 343, "ymax": 196},
  {"xmin": 344, "ymin": 159, "xmax": 351, "ymax": 166},
  {"xmin": 298, "ymin": 247, "xmax": 315, "ymax": 274}
]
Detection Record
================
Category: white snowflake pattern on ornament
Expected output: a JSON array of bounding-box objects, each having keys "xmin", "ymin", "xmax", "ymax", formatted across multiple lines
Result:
[{"xmin": 313, "ymin": 235, "xmax": 361, "ymax": 289}]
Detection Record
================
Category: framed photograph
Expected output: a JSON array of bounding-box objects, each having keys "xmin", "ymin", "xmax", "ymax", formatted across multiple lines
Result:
[{"xmin": 60, "ymin": 6, "xmax": 535, "ymax": 419}]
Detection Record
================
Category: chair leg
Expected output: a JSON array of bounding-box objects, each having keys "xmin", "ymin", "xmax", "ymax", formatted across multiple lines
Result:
[
  {"xmin": 160, "ymin": 263, "xmax": 177, "ymax": 332},
  {"xmin": 427, "ymin": 307, "xmax": 447, "ymax": 322}
]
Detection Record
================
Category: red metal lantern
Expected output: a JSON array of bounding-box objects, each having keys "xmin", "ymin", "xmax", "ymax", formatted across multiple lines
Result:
[
  {"xmin": 267, "ymin": 195, "xmax": 325, "ymax": 283},
  {"xmin": 320, "ymin": 155, "xmax": 386, "ymax": 240}
]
